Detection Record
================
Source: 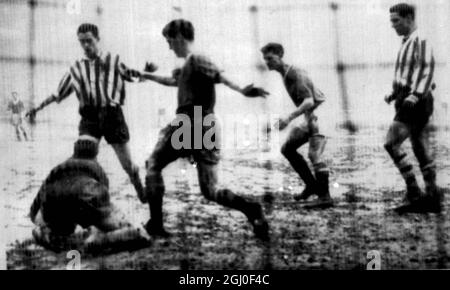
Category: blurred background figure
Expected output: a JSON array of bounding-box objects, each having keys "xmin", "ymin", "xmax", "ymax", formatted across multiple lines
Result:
[{"xmin": 7, "ymin": 92, "xmax": 29, "ymax": 141}]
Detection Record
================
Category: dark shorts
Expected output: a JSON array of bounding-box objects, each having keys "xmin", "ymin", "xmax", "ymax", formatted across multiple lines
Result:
[
  {"xmin": 79, "ymin": 106, "xmax": 130, "ymax": 144},
  {"xmin": 148, "ymin": 118, "xmax": 220, "ymax": 169},
  {"xmin": 40, "ymin": 176, "xmax": 114, "ymax": 235},
  {"xmin": 394, "ymin": 93, "xmax": 434, "ymax": 132}
]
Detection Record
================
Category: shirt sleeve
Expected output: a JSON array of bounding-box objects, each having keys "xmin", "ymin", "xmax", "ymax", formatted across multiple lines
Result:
[
  {"xmin": 192, "ymin": 55, "xmax": 222, "ymax": 83},
  {"xmin": 54, "ymin": 72, "xmax": 75, "ymax": 103},
  {"xmin": 410, "ymin": 39, "xmax": 435, "ymax": 97}
]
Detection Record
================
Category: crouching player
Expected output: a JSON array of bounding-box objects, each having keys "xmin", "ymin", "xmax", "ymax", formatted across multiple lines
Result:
[
  {"xmin": 260, "ymin": 43, "xmax": 334, "ymax": 209},
  {"xmin": 29, "ymin": 136, "xmax": 150, "ymax": 253}
]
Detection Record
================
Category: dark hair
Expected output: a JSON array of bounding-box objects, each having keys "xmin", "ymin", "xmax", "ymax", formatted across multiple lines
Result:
[
  {"xmin": 389, "ymin": 3, "xmax": 415, "ymax": 19},
  {"xmin": 73, "ymin": 139, "xmax": 99, "ymax": 159},
  {"xmin": 162, "ymin": 19, "xmax": 194, "ymax": 41},
  {"xmin": 260, "ymin": 43, "xmax": 284, "ymax": 57},
  {"xmin": 77, "ymin": 23, "xmax": 99, "ymax": 39}
]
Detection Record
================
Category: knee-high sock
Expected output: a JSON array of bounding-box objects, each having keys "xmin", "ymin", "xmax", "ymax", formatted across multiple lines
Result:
[
  {"xmin": 145, "ymin": 172, "xmax": 165, "ymax": 227},
  {"xmin": 208, "ymin": 189, "xmax": 261, "ymax": 221},
  {"xmin": 130, "ymin": 166, "xmax": 145, "ymax": 201},
  {"xmin": 314, "ymin": 162, "xmax": 329, "ymax": 197},
  {"xmin": 385, "ymin": 146, "xmax": 418, "ymax": 188},
  {"xmin": 283, "ymin": 151, "xmax": 316, "ymax": 187},
  {"xmin": 421, "ymin": 162, "xmax": 437, "ymax": 192}
]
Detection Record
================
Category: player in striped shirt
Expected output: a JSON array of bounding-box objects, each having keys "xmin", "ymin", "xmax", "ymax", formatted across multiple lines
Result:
[
  {"xmin": 384, "ymin": 3, "xmax": 440, "ymax": 213},
  {"xmin": 26, "ymin": 23, "xmax": 147, "ymax": 204}
]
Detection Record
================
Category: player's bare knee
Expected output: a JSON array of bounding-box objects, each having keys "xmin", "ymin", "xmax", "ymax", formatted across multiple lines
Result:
[{"xmin": 308, "ymin": 151, "xmax": 318, "ymax": 164}]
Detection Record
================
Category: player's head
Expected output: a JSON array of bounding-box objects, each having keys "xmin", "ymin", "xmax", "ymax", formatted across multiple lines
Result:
[
  {"xmin": 11, "ymin": 91, "xmax": 18, "ymax": 100},
  {"xmin": 162, "ymin": 19, "xmax": 194, "ymax": 58},
  {"xmin": 73, "ymin": 135, "xmax": 99, "ymax": 159},
  {"xmin": 77, "ymin": 23, "xmax": 100, "ymax": 59},
  {"xmin": 389, "ymin": 3, "xmax": 416, "ymax": 36},
  {"xmin": 261, "ymin": 43, "xmax": 284, "ymax": 71}
]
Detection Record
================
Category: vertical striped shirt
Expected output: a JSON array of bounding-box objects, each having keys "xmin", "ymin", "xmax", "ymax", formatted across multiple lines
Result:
[
  {"xmin": 393, "ymin": 30, "xmax": 435, "ymax": 97},
  {"xmin": 52, "ymin": 51, "xmax": 138, "ymax": 108}
]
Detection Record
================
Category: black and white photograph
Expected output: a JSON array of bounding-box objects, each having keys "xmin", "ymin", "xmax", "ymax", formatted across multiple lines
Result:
[{"xmin": 1, "ymin": 0, "xmax": 450, "ymax": 271}]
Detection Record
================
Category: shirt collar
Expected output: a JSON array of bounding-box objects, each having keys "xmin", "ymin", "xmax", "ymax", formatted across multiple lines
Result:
[
  {"xmin": 402, "ymin": 29, "xmax": 417, "ymax": 44},
  {"xmin": 82, "ymin": 50, "xmax": 103, "ymax": 62}
]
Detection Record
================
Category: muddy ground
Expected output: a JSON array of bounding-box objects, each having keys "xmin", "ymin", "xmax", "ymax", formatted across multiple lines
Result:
[{"xmin": 3, "ymin": 122, "xmax": 450, "ymax": 270}]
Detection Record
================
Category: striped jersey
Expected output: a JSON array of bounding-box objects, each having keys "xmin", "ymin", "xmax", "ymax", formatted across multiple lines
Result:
[
  {"xmin": 52, "ymin": 51, "xmax": 138, "ymax": 108},
  {"xmin": 393, "ymin": 29, "xmax": 435, "ymax": 97}
]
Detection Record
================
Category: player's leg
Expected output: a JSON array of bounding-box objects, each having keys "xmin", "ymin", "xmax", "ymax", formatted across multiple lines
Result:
[
  {"xmin": 411, "ymin": 128, "xmax": 435, "ymax": 192},
  {"xmin": 100, "ymin": 106, "xmax": 146, "ymax": 203},
  {"xmin": 196, "ymin": 161, "xmax": 269, "ymax": 241},
  {"xmin": 281, "ymin": 126, "xmax": 316, "ymax": 200},
  {"xmin": 384, "ymin": 121, "xmax": 421, "ymax": 212},
  {"xmin": 144, "ymin": 124, "xmax": 181, "ymax": 236},
  {"xmin": 11, "ymin": 114, "xmax": 22, "ymax": 141},
  {"xmin": 110, "ymin": 142, "xmax": 145, "ymax": 203},
  {"xmin": 18, "ymin": 122, "xmax": 28, "ymax": 141},
  {"xmin": 14, "ymin": 124, "xmax": 22, "ymax": 141},
  {"xmin": 304, "ymin": 134, "xmax": 334, "ymax": 209},
  {"xmin": 384, "ymin": 121, "xmax": 420, "ymax": 202},
  {"xmin": 73, "ymin": 179, "xmax": 150, "ymax": 253},
  {"xmin": 409, "ymin": 127, "xmax": 441, "ymax": 212},
  {"xmin": 83, "ymin": 205, "xmax": 151, "ymax": 254}
]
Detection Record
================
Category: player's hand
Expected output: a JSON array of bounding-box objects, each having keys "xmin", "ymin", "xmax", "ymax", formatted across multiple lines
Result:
[
  {"xmin": 274, "ymin": 118, "xmax": 289, "ymax": 131},
  {"xmin": 403, "ymin": 94, "xmax": 419, "ymax": 108},
  {"xmin": 242, "ymin": 84, "xmax": 269, "ymax": 98},
  {"xmin": 144, "ymin": 62, "xmax": 158, "ymax": 73},
  {"xmin": 25, "ymin": 108, "xmax": 38, "ymax": 118},
  {"xmin": 384, "ymin": 94, "xmax": 394, "ymax": 104},
  {"xmin": 129, "ymin": 69, "xmax": 142, "ymax": 78},
  {"xmin": 172, "ymin": 68, "xmax": 182, "ymax": 81}
]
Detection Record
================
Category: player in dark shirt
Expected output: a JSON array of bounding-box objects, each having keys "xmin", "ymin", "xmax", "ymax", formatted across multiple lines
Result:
[
  {"xmin": 139, "ymin": 19, "xmax": 270, "ymax": 241},
  {"xmin": 29, "ymin": 136, "xmax": 150, "ymax": 253},
  {"xmin": 261, "ymin": 43, "xmax": 333, "ymax": 209}
]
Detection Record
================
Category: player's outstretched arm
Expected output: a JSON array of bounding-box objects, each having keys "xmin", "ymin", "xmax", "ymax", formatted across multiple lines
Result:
[
  {"xmin": 25, "ymin": 94, "xmax": 57, "ymax": 118},
  {"xmin": 26, "ymin": 72, "xmax": 74, "ymax": 118},
  {"xmin": 138, "ymin": 62, "xmax": 178, "ymax": 87},
  {"xmin": 139, "ymin": 72, "xmax": 178, "ymax": 87},
  {"xmin": 220, "ymin": 75, "xmax": 269, "ymax": 98}
]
